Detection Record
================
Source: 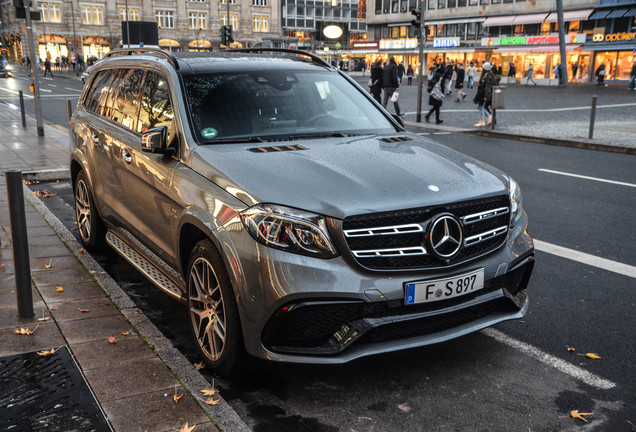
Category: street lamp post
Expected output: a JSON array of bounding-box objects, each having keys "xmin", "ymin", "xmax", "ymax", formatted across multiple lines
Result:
[
  {"xmin": 67, "ymin": 0, "xmax": 78, "ymax": 75},
  {"xmin": 125, "ymin": 0, "xmax": 130, "ymax": 48}
]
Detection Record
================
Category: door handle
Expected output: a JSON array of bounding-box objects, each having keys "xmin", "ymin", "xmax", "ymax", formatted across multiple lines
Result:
[
  {"xmin": 91, "ymin": 134, "xmax": 99, "ymax": 143},
  {"xmin": 122, "ymin": 152, "xmax": 132, "ymax": 164}
]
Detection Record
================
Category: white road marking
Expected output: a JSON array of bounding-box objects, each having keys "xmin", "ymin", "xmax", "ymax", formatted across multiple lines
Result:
[
  {"xmin": 433, "ymin": 132, "xmax": 450, "ymax": 135},
  {"xmin": 538, "ymin": 168, "xmax": 636, "ymax": 188},
  {"xmin": 534, "ymin": 239, "xmax": 636, "ymax": 279},
  {"xmin": 482, "ymin": 328, "xmax": 616, "ymax": 390},
  {"xmin": 40, "ymin": 88, "xmax": 52, "ymax": 92},
  {"xmin": 48, "ymin": 84, "xmax": 57, "ymax": 87},
  {"xmin": 441, "ymin": 102, "xmax": 636, "ymax": 113},
  {"xmin": 416, "ymin": 132, "xmax": 430, "ymax": 135},
  {"xmin": 65, "ymin": 87, "xmax": 82, "ymax": 92}
]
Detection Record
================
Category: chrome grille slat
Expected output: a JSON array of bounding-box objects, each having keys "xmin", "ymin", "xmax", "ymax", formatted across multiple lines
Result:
[
  {"xmin": 464, "ymin": 226, "xmax": 508, "ymax": 247},
  {"xmin": 352, "ymin": 246, "xmax": 427, "ymax": 258},
  {"xmin": 461, "ymin": 207, "xmax": 509, "ymax": 225},
  {"xmin": 344, "ymin": 223, "xmax": 423, "ymax": 238}
]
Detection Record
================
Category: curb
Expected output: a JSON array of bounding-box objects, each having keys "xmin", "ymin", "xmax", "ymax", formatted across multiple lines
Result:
[
  {"xmin": 403, "ymin": 121, "xmax": 636, "ymax": 155},
  {"xmin": 23, "ymin": 183, "xmax": 252, "ymax": 432}
]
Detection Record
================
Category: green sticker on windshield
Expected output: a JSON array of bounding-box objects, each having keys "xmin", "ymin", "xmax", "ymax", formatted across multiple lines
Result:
[{"xmin": 201, "ymin": 128, "xmax": 218, "ymax": 139}]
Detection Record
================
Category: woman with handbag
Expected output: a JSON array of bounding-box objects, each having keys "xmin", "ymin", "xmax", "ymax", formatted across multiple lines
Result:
[
  {"xmin": 425, "ymin": 74, "xmax": 444, "ymax": 124},
  {"xmin": 369, "ymin": 60, "xmax": 383, "ymax": 103},
  {"xmin": 473, "ymin": 62, "xmax": 495, "ymax": 127}
]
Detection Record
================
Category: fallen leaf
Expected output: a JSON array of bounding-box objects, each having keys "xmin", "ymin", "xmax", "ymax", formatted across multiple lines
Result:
[
  {"xmin": 566, "ymin": 346, "xmax": 576, "ymax": 352},
  {"xmin": 586, "ymin": 353, "xmax": 601, "ymax": 359},
  {"xmin": 13, "ymin": 326, "xmax": 37, "ymax": 335},
  {"xmin": 50, "ymin": 307, "xmax": 57, "ymax": 311},
  {"xmin": 570, "ymin": 410, "xmax": 593, "ymax": 423},
  {"xmin": 201, "ymin": 388, "xmax": 218, "ymax": 397},
  {"xmin": 519, "ymin": 321, "xmax": 525, "ymax": 324},
  {"xmin": 397, "ymin": 403, "xmax": 411, "ymax": 413},
  {"xmin": 179, "ymin": 422, "xmax": 197, "ymax": 432},
  {"xmin": 37, "ymin": 348, "xmax": 56, "ymax": 357},
  {"xmin": 108, "ymin": 336, "xmax": 117, "ymax": 344},
  {"xmin": 1, "ymin": 264, "xmax": 5, "ymax": 270},
  {"xmin": 173, "ymin": 393, "xmax": 183, "ymax": 404},
  {"xmin": 79, "ymin": 248, "xmax": 85, "ymax": 254},
  {"xmin": 205, "ymin": 397, "xmax": 220, "ymax": 406},
  {"xmin": 3, "ymin": 242, "xmax": 7, "ymax": 247},
  {"xmin": 37, "ymin": 316, "xmax": 50, "ymax": 322},
  {"xmin": 44, "ymin": 263, "xmax": 53, "ymax": 269},
  {"xmin": 194, "ymin": 361, "xmax": 205, "ymax": 370},
  {"xmin": 78, "ymin": 308, "xmax": 90, "ymax": 313},
  {"xmin": 121, "ymin": 329, "xmax": 132, "ymax": 336},
  {"xmin": 43, "ymin": 193, "xmax": 55, "ymax": 198},
  {"xmin": 56, "ymin": 286, "xmax": 64, "ymax": 292}
]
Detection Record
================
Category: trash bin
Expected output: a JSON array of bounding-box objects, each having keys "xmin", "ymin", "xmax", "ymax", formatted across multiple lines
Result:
[{"xmin": 492, "ymin": 86, "xmax": 505, "ymax": 109}]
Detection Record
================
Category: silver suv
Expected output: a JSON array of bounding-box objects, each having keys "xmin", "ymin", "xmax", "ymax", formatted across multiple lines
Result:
[{"xmin": 70, "ymin": 49, "xmax": 534, "ymax": 375}]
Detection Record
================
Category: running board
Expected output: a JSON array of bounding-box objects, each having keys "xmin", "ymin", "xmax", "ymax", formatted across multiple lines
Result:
[{"xmin": 106, "ymin": 231, "xmax": 185, "ymax": 301}]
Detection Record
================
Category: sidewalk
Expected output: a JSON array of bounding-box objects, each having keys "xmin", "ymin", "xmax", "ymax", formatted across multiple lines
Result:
[{"xmin": 0, "ymin": 107, "xmax": 249, "ymax": 431}]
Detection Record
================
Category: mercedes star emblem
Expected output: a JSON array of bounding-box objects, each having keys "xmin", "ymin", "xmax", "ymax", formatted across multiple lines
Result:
[{"xmin": 429, "ymin": 215, "xmax": 462, "ymax": 258}]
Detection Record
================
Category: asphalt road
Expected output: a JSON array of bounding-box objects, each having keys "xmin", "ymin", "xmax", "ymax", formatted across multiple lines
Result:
[
  {"xmin": 8, "ymin": 65, "xmax": 635, "ymax": 431},
  {"xmin": 28, "ymin": 131, "xmax": 636, "ymax": 432}
]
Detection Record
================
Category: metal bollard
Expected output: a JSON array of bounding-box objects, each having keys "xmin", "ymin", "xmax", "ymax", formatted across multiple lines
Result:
[
  {"xmin": 5, "ymin": 170, "xmax": 34, "ymax": 318},
  {"xmin": 588, "ymin": 95, "xmax": 597, "ymax": 140},
  {"xmin": 19, "ymin": 90, "xmax": 26, "ymax": 128}
]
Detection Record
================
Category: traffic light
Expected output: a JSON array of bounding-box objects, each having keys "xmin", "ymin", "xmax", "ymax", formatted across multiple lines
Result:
[
  {"xmin": 221, "ymin": 25, "xmax": 233, "ymax": 45},
  {"xmin": 411, "ymin": 9, "xmax": 421, "ymax": 27}
]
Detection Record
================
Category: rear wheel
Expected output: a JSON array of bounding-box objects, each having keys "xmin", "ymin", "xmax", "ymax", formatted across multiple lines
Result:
[
  {"xmin": 186, "ymin": 239, "xmax": 246, "ymax": 376},
  {"xmin": 74, "ymin": 171, "xmax": 105, "ymax": 250}
]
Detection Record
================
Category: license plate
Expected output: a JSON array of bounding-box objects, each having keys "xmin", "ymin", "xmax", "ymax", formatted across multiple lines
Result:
[{"xmin": 404, "ymin": 269, "xmax": 484, "ymax": 305}]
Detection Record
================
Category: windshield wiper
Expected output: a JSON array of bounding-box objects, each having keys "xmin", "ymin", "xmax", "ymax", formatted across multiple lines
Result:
[
  {"xmin": 276, "ymin": 131, "xmax": 353, "ymax": 141},
  {"xmin": 204, "ymin": 137, "xmax": 264, "ymax": 144}
]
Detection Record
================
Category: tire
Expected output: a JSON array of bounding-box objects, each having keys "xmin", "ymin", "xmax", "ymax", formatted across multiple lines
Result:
[
  {"xmin": 186, "ymin": 239, "xmax": 246, "ymax": 376},
  {"xmin": 74, "ymin": 171, "xmax": 105, "ymax": 250}
]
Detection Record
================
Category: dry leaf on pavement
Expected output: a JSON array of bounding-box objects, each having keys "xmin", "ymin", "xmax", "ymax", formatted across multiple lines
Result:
[
  {"xmin": 586, "ymin": 353, "xmax": 601, "ymax": 359},
  {"xmin": 194, "ymin": 361, "xmax": 205, "ymax": 370},
  {"xmin": 201, "ymin": 387, "xmax": 218, "ymax": 397},
  {"xmin": 173, "ymin": 393, "xmax": 183, "ymax": 404},
  {"xmin": 108, "ymin": 336, "xmax": 117, "ymax": 344},
  {"xmin": 179, "ymin": 422, "xmax": 197, "ymax": 432},
  {"xmin": 37, "ymin": 348, "xmax": 57, "ymax": 357},
  {"xmin": 79, "ymin": 248, "xmax": 85, "ymax": 254},
  {"xmin": 13, "ymin": 326, "xmax": 38, "ymax": 335},
  {"xmin": 566, "ymin": 346, "xmax": 576, "ymax": 351},
  {"xmin": 570, "ymin": 410, "xmax": 593, "ymax": 423},
  {"xmin": 121, "ymin": 329, "xmax": 132, "ymax": 336},
  {"xmin": 37, "ymin": 316, "xmax": 50, "ymax": 322},
  {"xmin": 56, "ymin": 286, "xmax": 64, "ymax": 292},
  {"xmin": 79, "ymin": 308, "xmax": 90, "ymax": 313},
  {"xmin": 205, "ymin": 397, "xmax": 220, "ymax": 406}
]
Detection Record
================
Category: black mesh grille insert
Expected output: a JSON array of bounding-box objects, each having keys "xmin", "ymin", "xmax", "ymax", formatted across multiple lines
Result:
[{"xmin": 343, "ymin": 195, "xmax": 510, "ymax": 270}]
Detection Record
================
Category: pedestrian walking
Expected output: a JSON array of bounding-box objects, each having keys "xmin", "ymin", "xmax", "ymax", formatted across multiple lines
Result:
[
  {"xmin": 524, "ymin": 63, "xmax": 536, "ymax": 85},
  {"xmin": 595, "ymin": 62, "xmax": 607, "ymax": 86},
  {"xmin": 397, "ymin": 62, "xmax": 405, "ymax": 85},
  {"xmin": 473, "ymin": 62, "xmax": 495, "ymax": 127},
  {"xmin": 369, "ymin": 60, "xmax": 383, "ymax": 104},
  {"xmin": 467, "ymin": 62, "xmax": 476, "ymax": 88},
  {"xmin": 571, "ymin": 62, "xmax": 579, "ymax": 83},
  {"xmin": 629, "ymin": 61, "xmax": 636, "ymax": 90},
  {"xmin": 407, "ymin": 65, "xmax": 414, "ymax": 85},
  {"xmin": 382, "ymin": 57, "xmax": 404, "ymax": 116},
  {"xmin": 507, "ymin": 62, "xmax": 516, "ymax": 79},
  {"xmin": 425, "ymin": 75, "xmax": 444, "ymax": 124},
  {"xmin": 43, "ymin": 58, "xmax": 54, "ymax": 78},
  {"xmin": 443, "ymin": 61, "xmax": 454, "ymax": 95},
  {"xmin": 454, "ymin": 63, "xmax": 466, "ymax": 102}
]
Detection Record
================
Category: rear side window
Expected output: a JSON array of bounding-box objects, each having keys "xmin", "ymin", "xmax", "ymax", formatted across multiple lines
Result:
[
  {"xmin": 84, "ymin": 70, "xmax": 115, "ymax": 115},
  {"xmin": 102, "ymin": 69, "xmax": 126, "ymax": 120},
  {"xmin": 137, "ymin": 71, "xmax": 174, "ymax": 133},
  {"xmin": 109, "ymin": 69, "xmax": 145, "ymax": 131}
]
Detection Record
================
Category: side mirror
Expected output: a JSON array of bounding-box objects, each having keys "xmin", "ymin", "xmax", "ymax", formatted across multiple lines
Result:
[{"xmin": 141, "ymin": 126, "xmax": 171, "ymax": 154}]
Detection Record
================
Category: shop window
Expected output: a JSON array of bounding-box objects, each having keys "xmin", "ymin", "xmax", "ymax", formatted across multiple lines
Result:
[
  {"xmin": 400, "ymin": 26, "xmax": 408, "ymax": 37},
  {"xmin": 514, "ymin": 24, "xmax": 524, "ymax": 35},
  {"xmin": 500, "ymin": 25, "xmax": 512, "ymax": 36},
  {"xmin": 568, "ymin": 20, "xmax": 580, "ymax": 33},
  {"xmin": 391, "ymin": 27, "xmax": 399, "ymax": 38}
]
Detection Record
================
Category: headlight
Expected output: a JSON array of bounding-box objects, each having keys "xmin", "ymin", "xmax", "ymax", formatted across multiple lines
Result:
[
  {"xmin": 509, "ymin": 178, "xmax": 523, "ymax": 228},
  {"xmin": 240, "ymin": 204, "xmax": 338, "ymax": 258}
]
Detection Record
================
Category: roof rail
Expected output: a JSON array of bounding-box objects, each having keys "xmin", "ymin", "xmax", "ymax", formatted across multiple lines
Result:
[
  {"xmin": 105, "ymin": 48, "xmax": 179, "ymax": 71},
  {"xmin": 228, "ymin": 48, "xmax": 332, "ymax": 68}
]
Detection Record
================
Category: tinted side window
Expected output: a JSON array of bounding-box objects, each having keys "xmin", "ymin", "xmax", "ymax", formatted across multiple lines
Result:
[
  {"xmin": 110, "ymin": 69, "xmax": 145, "ymax": 131},
  {"xmin": 84, "ymin": 70, "xmax": 115, "ymax": 114},
  {"xmin": 137, "ymin": 72, "xmax": 173, "ymax": 133},
  {"xmin": 102, "ymin": 69, "xmax": 125, "ymax": 120}
]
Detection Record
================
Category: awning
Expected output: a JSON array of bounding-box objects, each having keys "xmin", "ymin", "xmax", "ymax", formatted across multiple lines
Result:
[
  {"xmin": 606, "ymin": 8, "xmax": 628, "ymax": 18},
  {"xmin": 583, "ymin": 42, "xmax": 636, "ymax": 51},
  {"xmin": 494, "ymin": 44, "xmax": 581, "ymax": 53},
  {"xmin": 512, "ymin": 13, "xmax": 549, "ymax": 24},
  {"xmin": 426, "ymin": 17, "xmax": 485, "ymax": 25},
  {"xmin": 624, "ymin": 7, "xmax": 636, "ymax": 17},
  {"xmin": 588, "ymin": 9, "xmax": 611, "ymax": 20},
  {"xmin": 544, "ymin": 9, "xmax": 593, "ymax": 23},
  {"xmin": 482, "ymin": 15, "xmax": 517, "ymax": 27}
]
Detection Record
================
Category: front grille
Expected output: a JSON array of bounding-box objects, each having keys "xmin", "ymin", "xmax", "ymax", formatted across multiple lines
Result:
[{"xmin": 343, "ymin": 195, "xmax": 510, "ymax": 270}]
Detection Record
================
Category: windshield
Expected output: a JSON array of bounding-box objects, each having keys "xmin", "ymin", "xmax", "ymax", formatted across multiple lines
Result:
[{"xmin": 183, "ymin": 70, "xmax": 396, "ymax": 143}]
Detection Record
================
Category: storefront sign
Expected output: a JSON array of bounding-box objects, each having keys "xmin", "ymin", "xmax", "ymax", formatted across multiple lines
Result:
[
  {"xmin": 353, "ymin": 41, "xmax": 379, "ymax": 50},
  {"xmin": 323, "ymin": 25, "xmax": 343, "ymax": 39},
  {"xmin": 482, "ymin": 33, "xmax": 586, "ymax": 47},
  {"xmin": 592, "ymin": 29, "xmax": 636, "ymax": 43},
  {"xmin": 433, "ymin": 37, "xmax": 460, "ymax": 48},
  {"xmin": 379, "ymin": 38, "xmax": 419, "ymax": 50}
]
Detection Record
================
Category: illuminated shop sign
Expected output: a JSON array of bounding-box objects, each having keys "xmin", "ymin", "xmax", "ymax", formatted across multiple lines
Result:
[
  {"xmin": 353, "ymin": 41, "xmax": 379, "ymax": 49},
  {"xmin": 433, "ymin": 37, "xmax": 460, "ymax": 48},
  {"xmin": 481, "ymin": 33, "xmax": 586, "ymax": 46},
  {"xmin": 592, "ymin": 30, "xmax": 636, "ymax": 43},
  {"xmin": 323, "ymin": 25, "xmax": 343, "ymax": 39}
]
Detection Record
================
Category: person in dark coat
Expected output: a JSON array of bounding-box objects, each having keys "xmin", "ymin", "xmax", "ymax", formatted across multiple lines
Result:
[
  {"xmin": 369, "ymin": 60, "xmax": 383, "ymax": 103},
  {"xmin": 382, "ymin": 57, "xmax": 404, "ymax": 116},
  {"xmin": 397, "ymin": 62, "xmax": 405, "ymax": 84},
  {"xmin": 474, "ymin": 62, "xmax": 495, "ymax": 127},
  {"xmin": 595, "ymin": 62, "xmax": 607, "ymax": 86},
  {"xmin": 443, "ymin": 61, "xmax": 454, "ymax": 95},
  {"xmin": 425, "ymin": 75, "xmax": 444, "ymax": 124},
  {"xmin": 454, "ymin": 63, "xmax": 466, "ymax": 102},
  {"xmin": 43, "ymin": 58, "xmax": 54, "ymax": 78},
  {"xmin": 507, "ymin": 62, "xmax": 516, "ymax": 78}
]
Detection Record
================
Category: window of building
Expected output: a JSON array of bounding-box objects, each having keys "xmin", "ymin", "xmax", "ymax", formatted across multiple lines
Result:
[
  {"xmin": 189, "ymin": 0, "xmax": 205, "ymax": 2},
  {"xmin": 469, "ymin": 0, "xmax": 477, "ymax": 5},
  {"xmin": 438, "ymin": 0, "xmax": 446, "ymax": 8},
  {"xmin": 457, "ymin": 23, "xmax": 465, "ymax": 37},
  {"xmin": 156, "ymin": 10, "xmax": 175, "ymax": 28},
  {"xmin": 466, "ymin": 22, "xmax": 477, "ymax": 38},
  {"xmin": 539, "ymin": 22, "xmax": 551, "ymax": 35},
  {"xmin": 458, "ymin": 0, "xmax": 466, "ymax": 5},
  {"xmin": 428, "ymin": 0, "xmax": 435, "ymax": 10},
  {"xmin": 221, "ymin": 14, "xmax": 239, "ymax": 30},
  {"xmin": 253, "ymin": 0, "xmax": 267, "ymax": 5},
  {"xmin": 446, "ymin": 24, "xmax": 457, "ymax": 36},
  {"xmin": 392, "ymin": 1, "xmax": 398, "ymax": 13},
  {"xmin": 448, "ymin": 0, "xmax": 456, "ymax": 7},
  {"xmin": 514, "ymin": 24, "xmax": 524, "ymax": 35},
  {"xmin": 568, "ymin": 20, "xmax": 580, "ymax": 33},
  {"xmin": 81, "ymin": 4, "xmax": 104, "ymax": 25},
  {"xmin": 119, "ymin": 8, "xmax": 140, "ymax": 21},
  {"xmin": 220, "ymin": 0, "xmax": 237, "ymax": 4},
  {"xmin": 480, "ymin": 0, "xmax": 489, "ymax": 4},
  {"xmin": 492, "ymin": 0, "xmax": 501, "ymax": 4},
  {"xmin": 189, "ymin": 11, "xmax": 207, "ymax": 29},
  {"xmin": 39, "ymin": 2, "xmax": 61, "ymax": 23},
  {"xmin": 391, "ymin": 26, "xmax": 399, "ymax": 38},
  {"xmin": 253, "ymin": 15, "xmax": 269, "ymax": 32},
  {"xmin": 503, "ymin": 0, "xmax": 513, "ymax": 3}
]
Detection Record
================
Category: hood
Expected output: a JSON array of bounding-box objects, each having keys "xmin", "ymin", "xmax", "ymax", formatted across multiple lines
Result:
[{"xmin": 190, "ymin": 134, "xmax": 508, "ymax": 220}]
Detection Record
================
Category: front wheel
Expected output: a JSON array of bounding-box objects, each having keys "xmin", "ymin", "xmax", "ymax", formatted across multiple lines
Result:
[
  {"xmin": 74, "ymin": 171, "xmax": 105, "ymax": 250},
  {"xmin": 186, "ymin": 239, "xmax": 246, "ymax": 376}
]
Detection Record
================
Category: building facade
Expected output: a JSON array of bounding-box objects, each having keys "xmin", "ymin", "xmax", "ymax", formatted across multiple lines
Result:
[
  {"xmin": 360, "ymin": 0, "xmax": 636, "ymax": 83},
  {"xmin": 0, "ymin": 0, "xmax": 281, "ymax": 64}
]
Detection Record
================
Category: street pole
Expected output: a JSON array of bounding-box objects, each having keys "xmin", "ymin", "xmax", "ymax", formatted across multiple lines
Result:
[
  {"xmin": 226, "ymin": 0, "xmax": 231, "ymax": 50},
  {"xmin": 25, "ymin": 3, "xmax": 45, "ymax": 137},
  {"xmin": 415, "ymin": 0, "xmax": 426, "ymax": 123},
  {"xmin": 125, "ymin": 0, "xmax": 131, "ymax": 48},
  {"xmin": 556, "ymin": 0, "xmax": 568, "ymax": 86},
  {"xmin": 70, "ymin": 0, "xmax": 78, "ymax": 75}
]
